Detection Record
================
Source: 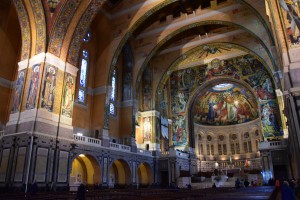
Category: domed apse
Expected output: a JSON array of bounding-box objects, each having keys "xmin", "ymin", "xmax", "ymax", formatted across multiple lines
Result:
[{"xmin": 193, "ymin": 83, "xmax": 259, "ymax": 126}]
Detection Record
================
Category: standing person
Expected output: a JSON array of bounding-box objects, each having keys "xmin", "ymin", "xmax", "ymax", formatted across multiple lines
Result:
[
  {"xmin": 244, "ymin": 179, "xmax": 250, "ymax": 187},
  {"xmin": 235, "ymin": 178, "xmax": 241, "ymax": 189},
  {"xmin": 29, "ymin": 180, "xmax": 38, "ymax": 196},
  {"xmin": 281, "ymin": 181, "xmax": 296, "ymax": 200},
  {"xmin": 76, "ymin": 184, "xmax": 86, "ymax": 200},
  {"xmin": 276, "ymin": 179, "xmax": 281, "ymax": 191}
]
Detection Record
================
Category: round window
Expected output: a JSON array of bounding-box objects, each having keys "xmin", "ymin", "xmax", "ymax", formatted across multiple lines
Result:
[
  {"xmin": 219, "ymin": 135, "xmax": 224, "ymax": 141},
  {"xmin": 231, "ymin": 134, "xmax": 237, "ymax": 140},
  {"xmin": 207, "ymin": 135, "xmax": 212, "ymax": 141}
]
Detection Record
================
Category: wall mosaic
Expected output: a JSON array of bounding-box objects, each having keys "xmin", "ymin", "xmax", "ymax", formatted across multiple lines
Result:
[
  {"xmin": 143, "ymin": 117, "xmax": 152, "ymax": 141},
  {"xmin": 122, "ymin": 44, "xmax": 133, "ymax": 101},
  {"xmin": 30, "ymin": 0, "xmax": 46, "ymax": 54},
  {"xmin": 67, "ymin": 1, "xmax": 103, "ymax": 65},
  {"xmin": 62, "ymin": 73, "xmax": 75, "ymax": 118},
  {"xmin": 11, "ymin": 70, "xmax": 26, "ymax": 113},
  {"xmin": 193, "ymin": 83, "xmax": 258, "ymax": 126},
  {"xmin": 41, "ymin": 64, "xmax": 58, "ymax": 112},
  {"xmin": 26, "ymin": 64, "xmax": 41, "ymax": 110},
  {"xmin": 166, "ymin": 54, "xmax": 282, "ymax": 147},
  {"xmin": 13, "ymin": 0, "xmax": 31, "ymax": 60},
  {"xmin": 279, "ymin": 0, "xmax": 300, "ymax": 47},
  {"xmin": 49, "ymin": 0, "xmax": 81, "ymax": 56},
  {"xmin": 142, "ymin": 68, "xmax": 152, "ymax": 111}
]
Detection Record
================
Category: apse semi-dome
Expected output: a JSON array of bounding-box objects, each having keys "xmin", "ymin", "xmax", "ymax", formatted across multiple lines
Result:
[{"xmin": 193, "ymin": 83, "xmax": 259, "ymax": 126}]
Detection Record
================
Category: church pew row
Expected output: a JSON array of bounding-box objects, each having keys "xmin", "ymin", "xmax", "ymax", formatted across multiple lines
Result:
[{"xmin": 0, "ymin": 186, "xmax": 275, "ymax": 200}]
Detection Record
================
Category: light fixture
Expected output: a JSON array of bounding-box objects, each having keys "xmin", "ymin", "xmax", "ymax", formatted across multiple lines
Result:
[
  {"xmin": 215, "ymin": 161, "xmax": 219, "ymax": 168},
  {"xmin": 79, "ymin": 154, "xmax": 85, "ymax": 157}
]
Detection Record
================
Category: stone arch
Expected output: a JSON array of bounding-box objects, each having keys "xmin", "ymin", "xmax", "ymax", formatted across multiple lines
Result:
[
  {"xmin": 109, "ymin": 159, "xmax": 131, "ymax": 187},
  {"xmin": 48, "ymin": 0, "xmax": 83, "ymax": 57},
  {"xmin": 12, "ymin": 0, "xmax": 32, "ymax": 60},
  {"xmin": 137, "ymin": 162, "xmax": 153, "ymax": 187},
  {"xmin": 106, "ymin": 0, "xmax": 275, "ymax": 89},
  {"xmin": 187, "ymin": 78, "xmax": 261, "ymax": 148},
  {"xmin": 238, "ymin": 0, "xmax": 275, "ymax": 46},
  {"xmin": 66, "ymin": 1, "xmax": 101, "ymax": 65},
  {"xmin": 29, "ymin": 0, "xmax": 47, "ymax": 55},
  {"xmin": 69, "ymin": 153, "xmax": 101, "ymax": 189},
  {"xmin": 156, "ymin": 42, "xmax": 277, "ymax": 104},
  {"xmin": 135, "ymin": 20, "xmax": 278, "ymax": 103}
]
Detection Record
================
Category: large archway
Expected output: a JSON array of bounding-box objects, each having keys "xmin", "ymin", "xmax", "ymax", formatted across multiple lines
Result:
[
  {"xmin": 69, "ymin": 154, "xmax": 101, "ymax": 190},
  {"xmin": 190, "ymin": 78, "xmax": 263, "ymax": 157},
  {"xmin": 159, "ymin": 54, "xmax": 282, "ymax": 149},
  {"xmin": 137, "ymin": 162, "xmax": 153, "ymax": 187},
  {"xmin": 109, "ymin": 159, "xmax": 131, "ymax": 188}
]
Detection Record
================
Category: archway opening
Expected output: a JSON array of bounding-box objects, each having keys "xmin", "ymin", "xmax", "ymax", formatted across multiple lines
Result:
[
  {"xmin": 0, "ymin": 0, "xmax": 22, "ymax": 124},
  {"xmin": 109, "ymin": 159, "xmax": 131, "ymax": 188},
  {"xmin": 69, "ymin": 154, "xmax": 101, "ymax": 190},
  {"xmin": 137, "ymin": 162, "xmax": 153, "ymax": 187}
]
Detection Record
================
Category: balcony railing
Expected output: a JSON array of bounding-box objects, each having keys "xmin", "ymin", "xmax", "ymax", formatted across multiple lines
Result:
[
  {"xmin": 110, "ymin": 142, "xmax": 131, "ymax": 152},
  {"xmin": 137, "ymin": 149, "xmax": 152, "ymax": 156},
  {"xmin": 259, "ymin": 140, "xmax": 287, "ymax": 151},
  {"xmin": 160, "ymin": 151, "xmax": 170, "ymax": 156},
  {"xmin": 73, "ymin": 135, "xmax": 102, "ymax": 147}
]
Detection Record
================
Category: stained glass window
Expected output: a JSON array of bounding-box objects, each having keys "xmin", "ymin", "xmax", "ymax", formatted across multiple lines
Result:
[
  {"xmin": 110, "ymin": 69, "xmax": 117, "ymax": 115},
  {"xmin": 78, "ymin": 89, "xmax": 85, "ymax": 103},
  {"xmin": 80, "ymin": 57, "xmax": 87, "ymax": 87},
  {"xmin": 78, "ymin": 50, "xmax": 89, "ymax": 103}
]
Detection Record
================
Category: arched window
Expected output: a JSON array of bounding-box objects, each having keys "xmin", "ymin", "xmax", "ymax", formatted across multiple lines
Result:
[
  {"xmin": 218, "ymin": 135, "xmax": 227, "ymax": 155},
  {"xmin": 77, "ymin": 30, "xmax": 91, "ymax": 104},
  {"xmin": 78, "ymin": 50, "xmax": 88, "ymax": 103},
  {"xmin": 110, "ymin": 69, "xmax": 117, "ymax": 115}
]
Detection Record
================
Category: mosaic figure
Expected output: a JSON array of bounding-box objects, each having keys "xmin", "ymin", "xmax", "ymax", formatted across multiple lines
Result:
[
  {"xmin": 11, "ymin": 70, "xmax": 25, "ymax": 113},
  {"xmin": 62, "ymin": 74, "xmax": 75, "ymax": 118},
  {"xmin": 280, "ymin": 0, "xmax": 300, "ymax": 45},
  {"xmin": 143, "ymin": 117, "xmax": 152, "ymax": 141},
  {"xmin": 143, "ymin": 68, "xmax": 152, "ymax": 110},
  {"xmin": 41, "ymin": 65, "xmax": 57, "ymax": 112},
  {"xmin": 26, "ymin": 64, "xmax": 41, "ymax": 109},
  {"xmin": 194, "ymin": 84, "xmax": 258, "ymax": 126}
]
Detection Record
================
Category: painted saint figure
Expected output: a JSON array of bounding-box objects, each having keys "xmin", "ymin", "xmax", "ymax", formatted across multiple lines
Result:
[
  {"xmin": 26, "ymin": 64, "xmax": 40, "ymax": 109},
  {"xmin": 11, "ymin": 70, "xmax": 25, "ymax": 113},
  {"xmin": 62, "ymin": 74, "xmax": 75, "ymax": 118},
  {"xmin": 41, "ymin": 66, "xmax": 57, "ymax": 112},
  {"xmin": 143, "ymin": 117, "xmax": 152, "ymax": 141}
]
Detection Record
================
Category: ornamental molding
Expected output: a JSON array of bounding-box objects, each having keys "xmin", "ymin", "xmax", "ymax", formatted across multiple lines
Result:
[
  {"xmin": 45, "ymin": 52, "xmax": 65, "ymax": 71},
  {"xmin": 138, "ymin": 110, "xmax": 160, "ymax": 117},
  {"xmin": 29, "ymin": 52, "xmax": 46, "ymax": 67},
  {"xmin": 18, "ymin": 59, "xmax": 29, "ymax": 71}
]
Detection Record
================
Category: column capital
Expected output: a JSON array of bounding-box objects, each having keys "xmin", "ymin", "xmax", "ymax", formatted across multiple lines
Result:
[
  {"xmin": 137, "ymin": 110, "xmax": 160, "ymax": 118},
  {"xmin": 29, "ymin": 52, "xmax": 46, "ymax": 67},
  {"xmin": 45, "ymin": 52, "xmax": 65, "ymax": 71},
  {"xmin": 66, "ymin": 62, "xmax": 78, "ymax": 77},
  {"xmin": 18, "ymin": 59, "xmax": 29, "ymax": 71}
]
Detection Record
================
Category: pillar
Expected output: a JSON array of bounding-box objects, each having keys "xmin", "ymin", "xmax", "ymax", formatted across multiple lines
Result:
[
  {"xmin": 137, "ymin": 110, "xmax": 161, "ymax": 151},
  {"xmin": 6, "ymin": 53, "xmax": 78, "ymax": 138}
]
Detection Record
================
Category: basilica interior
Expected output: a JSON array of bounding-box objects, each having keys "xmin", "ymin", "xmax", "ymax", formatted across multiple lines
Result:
[{"xmin": 0, "ymin": 0, "xmax": 300, "ymax": 195}]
